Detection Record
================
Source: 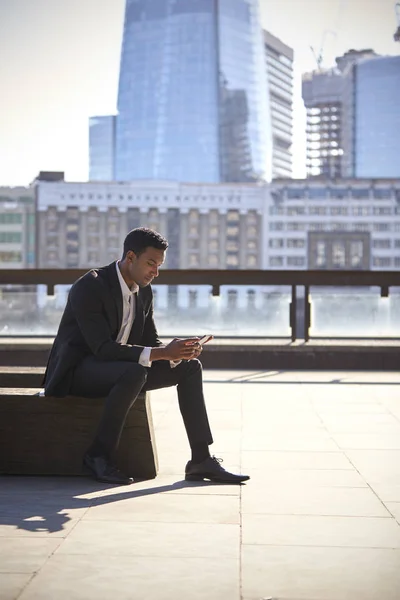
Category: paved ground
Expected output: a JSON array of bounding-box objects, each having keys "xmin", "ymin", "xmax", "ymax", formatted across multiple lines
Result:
[{"xmin": 1, "ymin": 369, "xmax": 400, "ymax": 600}]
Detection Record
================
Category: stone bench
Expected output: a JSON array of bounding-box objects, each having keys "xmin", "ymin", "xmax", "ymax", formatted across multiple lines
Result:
[{"xmin": 0, "ymin": 387, "xmax": 158, "ymax": 479}]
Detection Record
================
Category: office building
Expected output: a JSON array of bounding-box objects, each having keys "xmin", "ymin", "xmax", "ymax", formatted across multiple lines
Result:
[
  {"xmin": 89, "ymin": 116, "xmax": 116, "ymax": 181},
  {"xmin": 90, "ymin": 0, "xmax": 271, "ymax": 184},
  {"xmin": 342, "ymin": 55, "xmax": 400, "ymax": 178},
  {"xmin": 0, "ymin": 187, "xmax": 35, "ymax": 268},
  {"xmin": 264, "ymin": 30, "xmax": 293, "ymax": 178},
  {"xmin": 269, "ymin": 179, "xmax": 400, "ymax": 270}
]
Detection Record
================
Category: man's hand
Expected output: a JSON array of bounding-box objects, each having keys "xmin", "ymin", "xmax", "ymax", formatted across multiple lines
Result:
[
  {"xmin": 164, "ymin": 338, "xmax": 202, "ymax": 361},
  {"xmin": 150, "ymin": 338, "xmax": 203, "ymax": 362}
]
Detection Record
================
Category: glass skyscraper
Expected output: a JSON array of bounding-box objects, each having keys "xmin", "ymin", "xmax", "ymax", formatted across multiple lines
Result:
[
  {"xmin": 353, "ymin": 55, "xmax": 400, "ymax": 178},
  {"xmin": 89, "ymin": 116, "xmax": 116, "ymax": 181},
  {"xmin": 114, "ymin": 0, "xmax": 271, "ymax": 183}
]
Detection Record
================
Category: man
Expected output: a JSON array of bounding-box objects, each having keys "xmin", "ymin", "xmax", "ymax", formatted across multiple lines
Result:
[{"xmin": 44, "ymin": 227, "xmax": 249, "ymax": 486}]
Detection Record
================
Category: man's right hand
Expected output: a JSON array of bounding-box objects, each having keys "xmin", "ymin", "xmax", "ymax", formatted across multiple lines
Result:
[{"xmin": 150, "ymin": 338, "xmax": 201, "ymax": 362}]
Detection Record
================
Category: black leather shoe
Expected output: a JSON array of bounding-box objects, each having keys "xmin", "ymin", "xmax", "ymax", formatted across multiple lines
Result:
[
  {"xmin": 185, "ymin": 456, "xmax": 250, "ymax": 484},
  {"xmin": 83, "ymin": 454, "xmax": 134, "ymax": 485}
]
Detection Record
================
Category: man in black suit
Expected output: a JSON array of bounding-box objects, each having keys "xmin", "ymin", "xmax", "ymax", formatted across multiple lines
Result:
[{"xmin": 44, "ymin": 227, "xmax": 249, "ymax": 485}]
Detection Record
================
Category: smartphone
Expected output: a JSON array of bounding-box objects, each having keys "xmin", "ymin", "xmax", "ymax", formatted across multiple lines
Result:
[{"xmin": 198, "ymin": 335, "xmax": 213, "ymax": 345}]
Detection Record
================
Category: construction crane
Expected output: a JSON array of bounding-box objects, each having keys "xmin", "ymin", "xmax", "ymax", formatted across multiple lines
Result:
[{"xmin": 395, "ymin": 2, "xmax": 400, "ymax": 42}]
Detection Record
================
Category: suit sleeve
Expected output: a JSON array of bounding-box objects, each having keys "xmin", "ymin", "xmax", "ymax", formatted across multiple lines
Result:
[
  {"xmin": 69, "ymin": 273, "xmax": 144, "ymax": 362},
  {"xmin": 142, "ymin": 296, "xmax": 163, "ymax": 348}
]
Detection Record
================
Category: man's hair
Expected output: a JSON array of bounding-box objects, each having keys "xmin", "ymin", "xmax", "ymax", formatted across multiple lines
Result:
[{"xmin": 122, "ymin": 227, "xmax": 168, "ymax": 259}]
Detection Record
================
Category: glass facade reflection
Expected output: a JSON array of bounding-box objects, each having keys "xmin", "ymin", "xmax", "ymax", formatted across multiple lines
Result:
[
  {"xmin": 89, "ymin": 116, "xmax": 116, "ymax": 181},
  {"xmin": 355, "ymin": 56, "xmax": 400, "ymax": 178},
  {"xmin": 115, "ymin": 0, "xmax": 271, "ymax": 183}
]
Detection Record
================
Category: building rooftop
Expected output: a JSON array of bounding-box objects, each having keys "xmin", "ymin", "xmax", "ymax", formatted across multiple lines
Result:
[{"xmin": 2, "ymin": 369, "xmax": 400, "ymax": 599}]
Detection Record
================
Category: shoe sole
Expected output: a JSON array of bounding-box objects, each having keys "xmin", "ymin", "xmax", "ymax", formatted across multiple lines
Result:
[{"xmin": 185, "ymin": 473, "xmax": 249, "ymax": 484}]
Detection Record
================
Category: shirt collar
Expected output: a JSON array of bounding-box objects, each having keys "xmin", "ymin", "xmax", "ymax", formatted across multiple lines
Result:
[{"xmin": 116, "ymin": 261, "xmax": 139, "ymax": 298}]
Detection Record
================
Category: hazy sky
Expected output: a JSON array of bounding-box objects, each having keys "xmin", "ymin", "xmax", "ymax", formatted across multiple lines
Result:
[{"xmin": 0, "ymin": 0, "xmax": 398, "ymax": 186}]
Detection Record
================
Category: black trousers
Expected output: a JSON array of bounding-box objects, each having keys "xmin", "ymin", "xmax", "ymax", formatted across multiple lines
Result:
[{"xmin": 70, "ymin": 357, "xmax": 213, "ymax": 459}]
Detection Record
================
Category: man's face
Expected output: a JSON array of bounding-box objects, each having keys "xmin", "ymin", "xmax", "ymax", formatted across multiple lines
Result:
[{"xmin": 127, "ymin": 247, "xmax": 165, "ymax": 287}]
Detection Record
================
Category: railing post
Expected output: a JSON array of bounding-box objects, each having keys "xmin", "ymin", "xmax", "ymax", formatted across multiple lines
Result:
[
  {"xmin": 290, "ymin": 285, "xmax": 297, "ymax": 341},
  {"xmin": 304, "ymin": 285, "xmax": 311, "ymax": 342}
]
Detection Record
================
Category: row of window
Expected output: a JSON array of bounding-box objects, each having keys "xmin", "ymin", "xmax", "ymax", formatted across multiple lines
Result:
[
  {"xmin": 270, "ymin": 222, "xmax": 400, "ymax": 232},
  {"xmin": 0, "ymin": 251, "xmax": 22, "ymax": 262},
  {"xmin": 0, "ymin": 213, "xmax": 23, "ymax": 224},
  {"xmin": 284, "ymin": 188, "xmax": 396, "ymax": 200},
  {"xmin": 268, "ymin": 256, "xmax": 400, "ymax": 268},
  {"xmin": 270, "ymin": 206, "xmax": 396, "ymax": 216},
  {"xmin": 0, "ymin": 232, "xmax": 22, "ymax": 243}
]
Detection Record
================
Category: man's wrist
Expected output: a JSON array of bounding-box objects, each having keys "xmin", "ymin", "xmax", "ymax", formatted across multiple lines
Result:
[{"xmin": 150, "ymin": 346, "xmax": 168, "ymax": 361}]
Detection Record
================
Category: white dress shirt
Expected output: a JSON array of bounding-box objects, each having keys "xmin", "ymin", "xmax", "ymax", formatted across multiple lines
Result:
[
  {"xmin": 115, "ymin": 262, "xmax": 152, "ymax": 367},
  {"xmin": 115, "ymin": 262, "xmax": 180, "ymax": 368}
]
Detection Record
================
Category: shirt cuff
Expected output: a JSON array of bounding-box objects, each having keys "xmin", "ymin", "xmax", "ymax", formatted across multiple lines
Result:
[
  {"xmin": 139, "ymin": 347, "xmax": 152, "ymax": 367},
  {"xmin": 170, "ymin": 360, "xmax": 182, "ymax": 369}
]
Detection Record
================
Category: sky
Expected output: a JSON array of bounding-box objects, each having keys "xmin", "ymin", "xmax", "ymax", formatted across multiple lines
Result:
[{"xmin": 0, "ymin": 0, "xmax": 398, "ymax": 186}]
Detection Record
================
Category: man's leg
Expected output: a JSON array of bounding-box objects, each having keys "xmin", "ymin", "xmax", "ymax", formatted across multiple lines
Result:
[
  {"xmin": 70, "ymin": 356, "xmax": 147, "ymax": 483},
  {"xmin": 144, "ymin": 359, "xmax": 249, "ymax": 484},
  {"xmin": 144, "ymin": 359, "xmax": 213, "ymax": 451}
]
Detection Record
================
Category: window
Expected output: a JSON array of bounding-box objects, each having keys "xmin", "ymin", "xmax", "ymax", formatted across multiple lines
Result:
[
  {"xmin": 373, "ymin": 189, "xmax": 392, "ymax": 199},
  {"xmin": 287, "ymin": 207, "xmax": 305, "ymax": 216},
  {"xmin": 0, "ymin": 251, "xmax": 22, "ymax": 262},
  {"xmin": 373, "ymin": 257, "xmax": 391, "ymax": 268},
  {"xmin": 309, "ymin": 206, "xmax": 326, "ymax": 215},
  {"xmin": 209, "ymin": 226, "xmax": 218, "ymax": 237},
  {"xmin": 331, "ymin": 207, "xmax": 348, "ymax": 216},
  {"xmin": 332, "ymin": 241, "xmax": 346, "ymax": 268},
  {"xmin": 227, "ymin": 210, "xmax": 239, "ymax": 222},
  {"xmin": 188, "ymin": 238, "xmax": 199, "ymax": 250},
  {"xmin": 286, "ymin": 256, "xmax": 305, "ymax": 267},
  {"xmin": 395, "ymin": 240, "xmax": 400, "ymax": 248},
  {"xmin": 247, "ymin": 211, "xmax": 257, "ymax": 225},
  {"xmin": 269, "ymin": 206, "xmax": 284, "ymax": 215},
  {"xmin": 351, "ymin": 189, "xmax": 370, "ymax": 200},
  {"xmin": 269, "ymin": 257, "xmax": 283, "ymax": 267},
  {"xmin": 373, "ymin": 240, "xmax": 391, "ymax": 249},
  {"xmin": 287, "ymin": 222, "xmax": 306, "ymax": 231},
  {"xmin": 350, "ymin": 241, "xmax": 363, "ymax": 268},
  {"xmin": 309, "ymin": 223, "xmax": 325, "ymax": 231},
  {"xmin": 247, "ymin": 240, "xmax": 257, "ymax": 250},
  {"xmin": 315, "ymin": 241, "xmax": 326, "ymax": 268},
  {"xmin": 0, "ymin": 232, "xmax": 22, "ymax": 243},
  {"xmin": 352, "ymin": 207, "xmax": 370, "ymax": 216},
  {"xmin": 247, "ymin": 255, "xmax": 257, "ymax": 268},
  {"xmin": 227, "ymin": 226, "xmax": 239, "ymax": 237},
  {"xmin": 226, "ymin": 240, "xmax": 239, "ymax": 252},
  {"xmin": 270, "ymin": 222, "xmax": 284, "ymax": 231},
  {"xmin": 227, "ymin": 290, "xmax": 237, "ymax": 309},
  {"xmin": 188, "ymin": 253, "xmax": 199, "ymax": 267},
  {"xmin": 373, "ymin": 224, "xmax": 391, "ymax": 232},
  {"xmin": 287, "ymin": 238, "xmax": 305, "ymax": 248},
  {"xmin": 373, "ymin": 207, "xmax": 392, "ymax": 216},
  {"xmin": 0, "ymin": 213, "xmax": 22, "ymax": 224},
  {"xmin": 354, "ymin": 223, "xmax": 369, "ymax": 232},
  {"xmin": 395, "ymin": 258, "xmax": 400, "ymax": 268},
  {"xmin": 269, "ymin": 238, "xmax": 284, "ymax": 248},
  {"xmin": 287, "ymin": 188, "xmax": 305, "ymax": 199},
  {"xmin": 247, "ymin": 226, "xmax": 257, "ymax": 237},
  {"xmin": 226, "ymin": 254, "xmax": 239, "ymax": 267}
]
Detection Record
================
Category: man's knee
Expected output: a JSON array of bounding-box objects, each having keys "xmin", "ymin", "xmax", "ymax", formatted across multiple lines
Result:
[
  {"xmin": 182, "ymin": 358, "xmax": 202, "ymax": 375},
  {"xmin": 120, "ymin": 362, "xmax": 148, "ymax": 386}
]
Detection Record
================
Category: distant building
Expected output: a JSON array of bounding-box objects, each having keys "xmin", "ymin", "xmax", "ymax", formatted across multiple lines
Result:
[
  {"xmin": 264, "ymin": 30, "xmax": 293, "ymax": 179},
  {"xmin": 90, "ymin": 0, "xmax": 272, "ymax": 183},
  {"xmin": 303, "ymin": 49, "xmax": 400, "ymax": 180},
  {"xmin": 0, "ymin": 187, "xmax": 35, "ymax": 268},
  {"xmin": 342, "ymin": 55, "xmax": 400, "ymax": 178},
  {"xmin": 269, "ymin": 178, "xmax": 400, "ymax": 270},
  {"xmin": 89, "ymin": 116, "xmax": 116, "ymax": 181}
]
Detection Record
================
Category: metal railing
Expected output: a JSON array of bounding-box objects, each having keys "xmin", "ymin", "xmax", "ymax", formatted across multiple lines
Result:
[{"xmin": 1, "ymin": 269, "xmax": 400, "ymax": 341}]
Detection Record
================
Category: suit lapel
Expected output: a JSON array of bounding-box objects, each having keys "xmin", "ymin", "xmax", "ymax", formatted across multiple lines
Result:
[
  {"xmin": 129, "ymin": 289, "xmax": 145, "ymax": 344},
  {"xmin": 104, "ymin": 262, "xmax": 123, "ymax": 335}
]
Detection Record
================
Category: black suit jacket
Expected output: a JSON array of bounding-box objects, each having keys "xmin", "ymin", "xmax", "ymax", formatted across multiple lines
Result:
[{"xmin": 44, "ymin": 262, "xmax": 162, "ymax": 397}]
